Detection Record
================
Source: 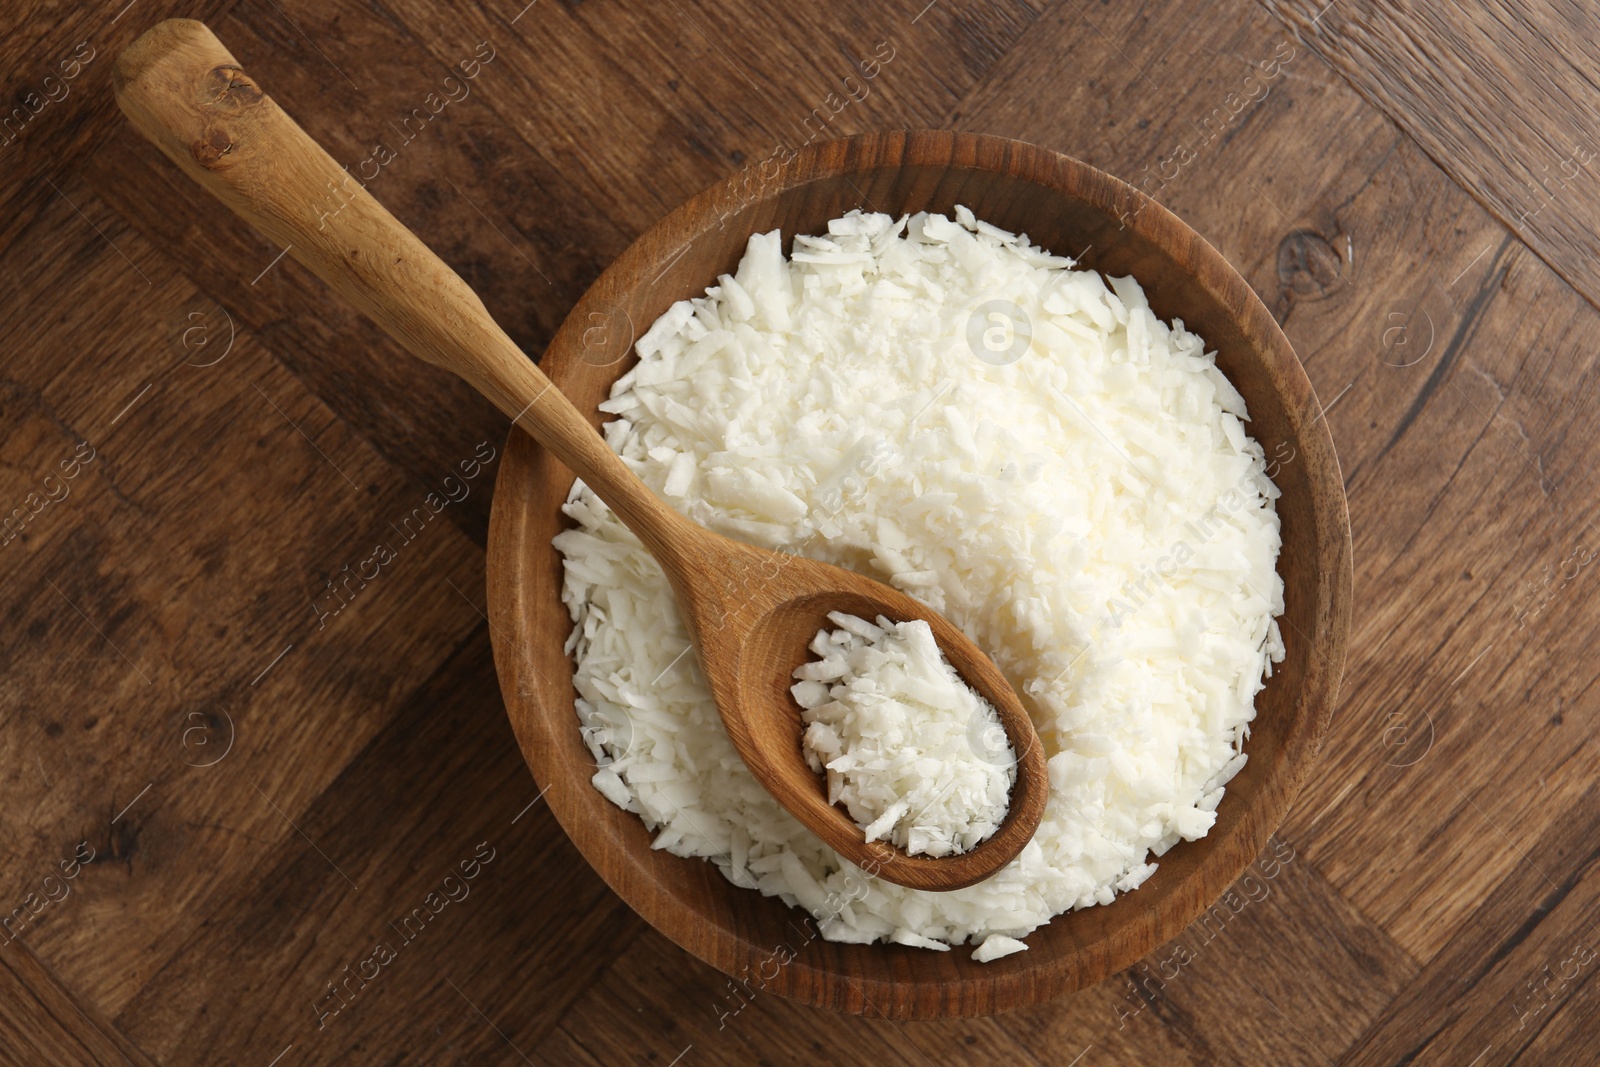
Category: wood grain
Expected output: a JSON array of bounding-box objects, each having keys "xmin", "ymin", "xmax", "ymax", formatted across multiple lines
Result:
[
  {"xmin": 0, "ymin": 168, "xmax": 487, "ymax": 1023},
  {"xmin": 0, "ymin": 940, "xmax": 156, "ymax": 1067},
  {"xmin": 1337, "ymin": 782, "xmax": 1600, "ymax": 1062},
  {"xmin": 3, "ymin": 0, "xmax": 1600, "ymax": 1057},
  {"xmin": 109, "ymin": 634, "xmax": 641, "ymax": 1064},
  {"xmin": 1263, "ymin": 0, "xmax": 1600, "ymax": 317}
]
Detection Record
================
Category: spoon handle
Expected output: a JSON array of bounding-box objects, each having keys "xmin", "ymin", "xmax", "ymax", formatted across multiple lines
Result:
[{"xmin": 113, "ymin": 19, "xmax": 685, "ymax": 554}]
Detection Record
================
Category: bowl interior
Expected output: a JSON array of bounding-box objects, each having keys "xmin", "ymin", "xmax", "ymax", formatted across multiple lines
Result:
[{"xmin": 486, "ymin": 131, "xmax": 1350, "ymax": 1018}]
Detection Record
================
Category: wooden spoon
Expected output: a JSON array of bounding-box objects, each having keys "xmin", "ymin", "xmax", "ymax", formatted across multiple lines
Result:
[{"xmin": 112, "ymin": 18, "xmax": 1049, "ymax": 892}]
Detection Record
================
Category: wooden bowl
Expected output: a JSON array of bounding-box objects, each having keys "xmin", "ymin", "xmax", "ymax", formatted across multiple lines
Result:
[{"xmin": 485, "ymin": 130, "xmax": 1351, "ymax": 1018}]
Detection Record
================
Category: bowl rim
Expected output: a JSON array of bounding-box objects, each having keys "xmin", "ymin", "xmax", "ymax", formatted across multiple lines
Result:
[{"xmin": 486, "ymin": 129, "xmax": 1352, "ymax": 1018}]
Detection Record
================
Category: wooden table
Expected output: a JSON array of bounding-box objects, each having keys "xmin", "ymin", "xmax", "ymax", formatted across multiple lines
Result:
[{"xmin": 3, "ymin": 0, "xmax": 1595, "ymax": 1062}]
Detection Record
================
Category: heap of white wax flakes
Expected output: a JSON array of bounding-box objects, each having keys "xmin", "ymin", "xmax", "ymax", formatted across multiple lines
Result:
[
  {"xmin": 556, "ymin": 207, "xmax": 1284, "ymax": 962},
  {"xmin": 793, "ymin": 612, "xmax": 1015, "ymax": 859}
]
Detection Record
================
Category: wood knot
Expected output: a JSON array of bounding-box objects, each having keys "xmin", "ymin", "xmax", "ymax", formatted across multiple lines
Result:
[
  {"xmin": 191, "ymin": 124, "xmax": 235, "ymax": 167},
  {"xmin": 1272, "ymin": 228, "xmax": 1347, "ymax": 323},
  {"xmin": 1275, "ymin": 229, "xmax": 1344, "ymax": 300},
  {"xmin": 203, "ymin": 65, "xmax": 263, "ymax": 107},
  {"xmin": 190, "ymin": 67, "xmax": 260, "ymax": 169}
]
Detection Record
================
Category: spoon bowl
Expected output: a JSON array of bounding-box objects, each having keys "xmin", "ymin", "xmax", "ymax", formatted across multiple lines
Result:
[{"xmin": 674, "ymin": 530, "xmax": 1049, "ymax": 892}]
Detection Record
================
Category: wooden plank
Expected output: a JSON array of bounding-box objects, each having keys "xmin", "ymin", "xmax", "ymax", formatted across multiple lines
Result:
[
  {"xmin": 0, "ymin": 940, "xmax": 158, "ymax": 1067},
  {"xmin": 0, "ymin": 177, "xmax": 487, "ymax": 1019},
  {"xmin": 1263, "ymin": 0, "xmax": 1600, "ymax": 315},
  {"xmin": 548, "ymin": 911, "xmax": 1295, "ymax": 1067},
  {"xmin": 541, "ymin": 922, "xmax": 1053, "ymax": 1067},
  {"xmin": 1339, "ymin": 785, "xmax": 1600, "ymax": 1065},
  {"xmin": 376, "ymin": 0, "xmax": 1046, "ymax": 237},
  {"xmin": 1514, "ymin": 966, "xmax": 1600, "ymax": 1066},
  {"xmin": 109, "ymin": 633, "xmax": 643, "ymax": 1065},
  {"xmin": 1276, "ymin": 233, "xmax": 1600, "ymax": 958},
  {"xmin": 524, "ymin": 1024, "xmax": 607, "ymax": 1067},
  {"xmin": 987, "ymin": 838, "xmax": 1416, "ymax": 1064}
]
